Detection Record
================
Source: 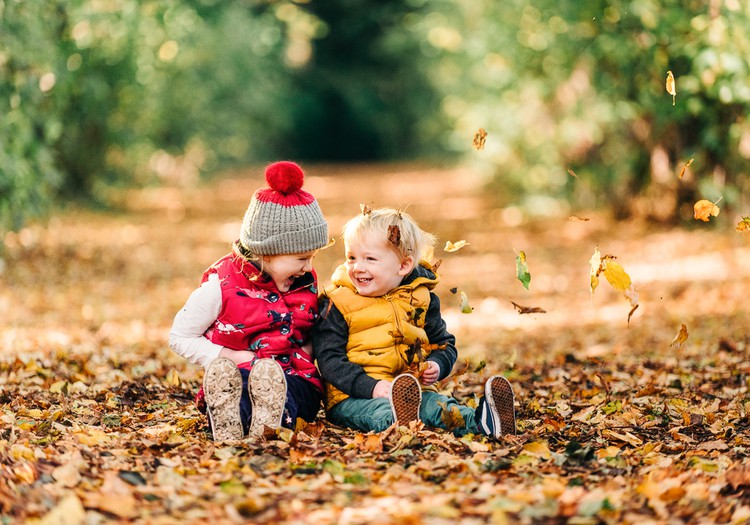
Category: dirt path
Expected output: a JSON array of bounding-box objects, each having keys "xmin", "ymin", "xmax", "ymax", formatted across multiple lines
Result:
[{"xmin": 2, "ymin": 163, "xmax": 749, "ymax": 524}]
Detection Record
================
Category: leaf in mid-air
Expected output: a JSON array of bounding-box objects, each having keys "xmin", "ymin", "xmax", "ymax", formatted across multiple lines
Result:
[
  {"xmin": 444, "ymin": 240, "xmax": 469, "ymax": 252},
  {"xmin": 736, "ymin": 216, "xmax": 750, "ymax": 232},
  {"xmin": 515, "ymin": 250, "xmax": 531, "ymax": 290},
  {"xmin": 473, "ymin": 128, "xmax": 488, "ymax": 150},
  {"xmin": 670, "ymin": 323, "xmax": 689, "ymax": 348},
  {"xmin": 694, "ymin": 199, "xmax": 721, "ymax": 222},
  {"xmin": 678, "ymin": 158, "xmax": 694, "ymax": 179},
  {"xmin": 666, "ymin": 70, "xmax": 676, "ymax": 105}
]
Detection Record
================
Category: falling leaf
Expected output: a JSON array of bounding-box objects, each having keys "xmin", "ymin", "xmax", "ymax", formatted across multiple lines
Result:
[
  {"xmin": 566, "ymin": 167, "xmax": 578, "ymax": 178},
  {"xmin": 589, "ymin": 247, "xmax": 602, "ymax": 294},
  {"xmin": 670, "ymin": 323, "xmax": 689, "ymax": 348},
  {"xmin": 360, "ymin": 203, "xmax": 372, "ymax": 215},
  {"xmin": 444, "ymin": 240, "xmax": 469, "ymax": 252},
  {"xmin": 387, "ymin": 224, "xmax": 401, "ymax": 247},
  {"xmin": 472, "ymin": 128, "xmax": 488, "ymax": 150},
  {"xmin": 736, "ymin": 216, "xmax": 750, "ymax": 232},
  {"xmin": 678, "ymin": 158, "xmax": 694, "ymax": 179},
  {"xmin": 602, "ymin": 259, "xmax": 631, "ymax": 292},
  {"xmin": 693, "ymin": 198, "xmax": 721, "ymax": 222},
  {"xmin": 449, "ymin": 287, "xmax": 458, "ymax": 294},
  {"xmin": 458, "ymin": 290, "xmax": 473, "ymax": 314},
  {"xmin": 666, "ymin": 70, "xmax": 676, "ymax": 106},
  {"xmin": 568, "ymin": 215, "xmax": 590, "ymax": 221},
  {"xmin": 627, "ymin": 304, "xmax": 639, "ymax": 324},
  {"xmin": 509, "ymin": 300, "xmax": 546, "ymax": 314},
  {"xmin": 515, "ymin": 251, "xmax": 531, "ymax": 290}
]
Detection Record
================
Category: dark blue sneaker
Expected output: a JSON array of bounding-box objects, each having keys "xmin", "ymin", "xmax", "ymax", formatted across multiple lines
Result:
[{"xmin": 477, "ymin": 375, "xmax": 516, "ymax": 438}]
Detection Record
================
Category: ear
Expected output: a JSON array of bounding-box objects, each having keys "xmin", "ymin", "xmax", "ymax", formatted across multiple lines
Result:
[{"xmin": 398, "ymin": 256, "xmax": 415, "ymax": 276}]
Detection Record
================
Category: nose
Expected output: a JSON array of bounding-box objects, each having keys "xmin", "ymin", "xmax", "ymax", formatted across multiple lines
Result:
[{"xmin": 303, "ymin": 258, "xmax": 313, "ymax": 272}]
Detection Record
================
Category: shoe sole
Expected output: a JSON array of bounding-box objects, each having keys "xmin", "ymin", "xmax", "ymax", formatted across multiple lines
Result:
[
  {"xmin": 390, "ymin": 374, "xmax": 421, "ymax": 424},
  {"xmin": 203, "ymin": 358, "xmax": 243, "ymax": 441},
  {"xmin": 247, "ymin": 358, "xmax": 287, "ymax": 439},
  {"xmin": 486, "ymin": 375, "xmax": 516, "ymax": 437}
]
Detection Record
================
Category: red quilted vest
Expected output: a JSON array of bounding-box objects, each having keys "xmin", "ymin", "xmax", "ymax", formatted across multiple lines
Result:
[{"xmin": 201, "ymin": 253, "xmax": 323, "ymax": 392}]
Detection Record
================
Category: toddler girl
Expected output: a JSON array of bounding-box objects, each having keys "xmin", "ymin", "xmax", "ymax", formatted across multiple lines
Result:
[{"xmin": 170, "ymin": 161, "xmax": 329, "ymax": 441}]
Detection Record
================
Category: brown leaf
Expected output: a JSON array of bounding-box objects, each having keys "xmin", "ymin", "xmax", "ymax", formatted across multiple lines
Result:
[
  {"xmin": 387, "ymin": 224, "xmax": 401, "ymax": 247},
  {"xmin": 472, "ymin": 128, "xmax": 488, "ymax": 150},
  {"xmin": 678, "ymin": 158, "xmax": 694, "ymax": 179},
  {"xmin": 509, "ymin": 300, "xmax": 546, "ymax": 314}
]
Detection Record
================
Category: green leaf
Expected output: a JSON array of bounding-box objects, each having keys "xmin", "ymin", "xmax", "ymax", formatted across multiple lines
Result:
[{"xmin": 515, "ymin": 251, "xmax": 531, "ymax": 290}]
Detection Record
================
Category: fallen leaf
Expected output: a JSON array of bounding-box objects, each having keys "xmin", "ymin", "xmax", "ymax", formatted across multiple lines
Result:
[
  {"xmin": 473, "ymin": 128, "xmax": 488, "ymax": 150},
  {"xmin": 438, "ymin": 401, "xmax": 465, "ymax": 432},
  {"xmin": 37, "ymin": 494, "xmax": 86, "ymax": 525},
  {"xmin": 568, "ymin": 215, "xmax": 590, "ymax": 221},
  {"xmin": 693, "ymin": 198, "xmax": 721, "ymax": 222},
  {"xmin": 515, "ymin": 251, "xmax": 531, "ymax": 290},
  {"xmin": 444, "ymin": 240, "xmax": 469, "ymax": 252},
  {"xmin": 666, "ymin": 70, "xmax": 676, "ymax": 106},
  {"xmin": 360, "ymin": 203, "xmax": 372, "ymax": 215},
  {"xmin": 678, "ymin": 158, "xmax": 694, "ymax": 179},
  {"xmin": 670, "ymin": 324, "xmax": 689, "ymax": 348}
]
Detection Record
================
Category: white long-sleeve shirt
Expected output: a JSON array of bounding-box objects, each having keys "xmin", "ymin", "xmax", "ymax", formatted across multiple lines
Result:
[{"xmin": 169, "ymin": 273, "xmax": 225, "ymax": 368}]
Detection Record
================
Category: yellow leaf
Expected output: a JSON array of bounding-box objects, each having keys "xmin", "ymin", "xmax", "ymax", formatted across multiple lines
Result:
[
  {"xmin": 666, "ymin": 70, "xmax": 676, "ymax": 105},
  {"xmin": 736, "ymin": 216, "xmax": 750, "ymax": 232},
  {"xmin": 438, "ymin": 401, "xmax": 465, "ymax": 432},
  {"xmin": 522, "ymin": 441, "xmax": 551, "ymax": 459},
  {"xmin": 670, "ymin": 323, "xmax": 689, "ymax": 348},
  {"xmin": 459, "ymin": 290, "xmax": 473, "ymax": 314},
  {"xmin": 678, "ymin": 157, "xmax": 694, "ymax": 179},
  {"xmin": 602, "ymin": 259, "xmax": 632, "ymax": 292},
  {"xmin": 165, "ymin": 369, "xmax": 180, "ymax": 386},
  {"xmin": 589, "ymin": 247, "xmax": 602, "ymax": 294},
  {"xmin": 444, "ymin": 239, "xmax": 469, "ymax": 252},
  {"xmin": 693, "ymin": 198, "xmax": 721, "ymax": 221},
  {"xmin": 473, "ymin": 128, "xmax": 488, "ymax": 150}
]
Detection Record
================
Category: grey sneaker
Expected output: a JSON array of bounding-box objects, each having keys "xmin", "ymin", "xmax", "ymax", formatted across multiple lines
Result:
[
  {"xmin": 203, "ymin": 357, "xmax": 243, "ymax": 441},
  {"xmin": 390, "ymin": 374, "xmax": 421, "ymax": 425},
  {"xmin": 247, "ymin": 358, "xmax": 287, "ymax": 440},
  {"xmin": 479, "ymin": 375, "xmax": 516, "ymax": 438}
]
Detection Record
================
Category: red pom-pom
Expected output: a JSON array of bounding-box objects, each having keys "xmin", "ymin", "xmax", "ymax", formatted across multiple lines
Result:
[{"xmin": 265, "ymin": 161, "xmax": 304, "ymax": 194}]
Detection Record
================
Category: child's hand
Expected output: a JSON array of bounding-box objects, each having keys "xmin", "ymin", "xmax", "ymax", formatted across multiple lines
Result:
[
  {"xmin": 372, "ymin": 380, "xmax": 391, "ymax": 399},
  {"xmin": 420, "ymin": 361, "xmax": 440, "ymax": 386}
]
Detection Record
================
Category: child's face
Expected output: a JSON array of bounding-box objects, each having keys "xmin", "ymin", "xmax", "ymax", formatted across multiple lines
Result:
[
  {"xmin": 262, "ymin": 251, "xmax": 317, "ymax": 292},
  {"xmin": 345, "ymin": 232, "xmax": 414, "ymax": 297}
]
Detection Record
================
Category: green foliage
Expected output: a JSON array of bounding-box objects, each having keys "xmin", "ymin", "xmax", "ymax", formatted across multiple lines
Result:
[
  {"xmin": 2, "ymin": 0, "xmax": 750, "ymax": 232},
  {"xmin": 411, "ymin": 0, "xmax": 750, "ymax": 221}
]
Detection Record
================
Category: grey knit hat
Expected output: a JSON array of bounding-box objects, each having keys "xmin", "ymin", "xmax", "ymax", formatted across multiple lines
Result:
[{"xmin": 239, "ymin": 161, "xmax": 328, "ymax": 255}]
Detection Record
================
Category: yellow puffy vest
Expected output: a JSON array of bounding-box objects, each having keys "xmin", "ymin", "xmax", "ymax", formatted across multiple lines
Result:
[{"xmin": 323, "ymin": 262, "xmax": 439, "ymax": 410}]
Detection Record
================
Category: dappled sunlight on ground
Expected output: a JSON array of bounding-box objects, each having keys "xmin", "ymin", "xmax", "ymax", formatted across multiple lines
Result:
[{"xmin": 1, "ymin": 162, "xmax": 748, "ymax": 367}]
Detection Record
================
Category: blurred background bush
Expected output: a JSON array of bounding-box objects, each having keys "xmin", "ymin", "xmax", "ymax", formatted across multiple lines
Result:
[{"xmin": 2, "ymin": 0, "xmax": 749, "ymax": 232}]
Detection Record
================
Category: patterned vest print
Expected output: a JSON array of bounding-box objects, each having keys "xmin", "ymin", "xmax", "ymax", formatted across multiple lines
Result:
[
  {"xmin": 202, "ymin": 253, "xmax": 322, "ymax": 392},
  {"xmin": 323, "ymin": 263, "xmax": 437, "ymax": 409}
]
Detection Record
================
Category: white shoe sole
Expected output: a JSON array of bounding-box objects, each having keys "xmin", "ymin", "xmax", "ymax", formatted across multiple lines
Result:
[
  {"xmin": 247, "ymin": 358, "xmax": 287, "ymax": 439},
  {"xmin": 203, "ymin": 358, "xmax": 243, "ymax": 441}
]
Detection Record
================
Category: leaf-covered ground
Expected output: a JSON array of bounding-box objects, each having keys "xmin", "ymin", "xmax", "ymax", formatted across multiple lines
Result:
[{"xmin": 2, "ymin": 164, "xmax": 749, "ymax": 524}]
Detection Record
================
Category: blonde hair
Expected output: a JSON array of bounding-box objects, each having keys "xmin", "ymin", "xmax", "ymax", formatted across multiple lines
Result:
[{"xmin": 342, "ymin": 207, "xmax": 436, "ymax": 263}]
